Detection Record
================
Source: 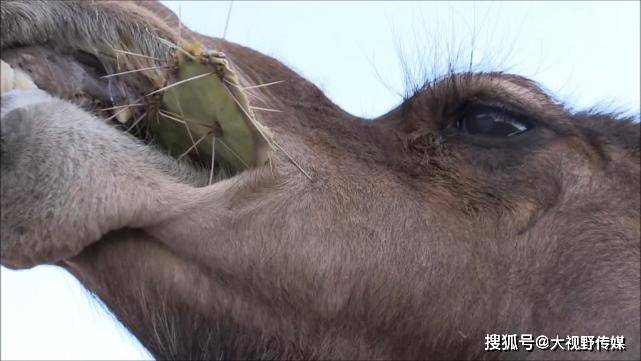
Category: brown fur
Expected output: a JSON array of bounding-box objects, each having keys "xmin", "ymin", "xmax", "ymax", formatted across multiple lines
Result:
[{"xmin": 1, "ymin": 1, "xmax": 639, "ymax": 360}]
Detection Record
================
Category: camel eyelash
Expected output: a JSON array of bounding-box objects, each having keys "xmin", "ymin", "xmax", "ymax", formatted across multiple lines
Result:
[{"xmin": 405, "ymin": 74, "xmax": 542, "ymax": 139}]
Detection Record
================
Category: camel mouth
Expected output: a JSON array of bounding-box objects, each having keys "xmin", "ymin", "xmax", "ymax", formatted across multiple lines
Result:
[{"xmin": 2, "ymin": 43, "xmax": 275, "ymax": 182}]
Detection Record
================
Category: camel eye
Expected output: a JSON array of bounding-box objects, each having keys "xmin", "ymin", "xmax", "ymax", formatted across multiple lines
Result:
[{"xmin": 457, "ymin": 105, "xmax": 531, "ymax": 137}]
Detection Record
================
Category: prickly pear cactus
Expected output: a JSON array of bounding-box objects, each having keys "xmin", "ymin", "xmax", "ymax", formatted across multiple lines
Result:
[{"xmin": 149, "ymin": 42, "xmax": 272, "ymax": 174}]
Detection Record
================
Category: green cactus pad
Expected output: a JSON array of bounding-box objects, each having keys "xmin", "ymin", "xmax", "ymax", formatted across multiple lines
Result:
[{"xmin": 150, "ymin": 42, "xmax": 272, "ymax": 174}]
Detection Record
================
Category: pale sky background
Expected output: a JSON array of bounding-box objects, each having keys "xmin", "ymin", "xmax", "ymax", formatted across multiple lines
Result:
[{"xmin": 1, "ymin": 1, "xmax": 639, "ymax": 360}]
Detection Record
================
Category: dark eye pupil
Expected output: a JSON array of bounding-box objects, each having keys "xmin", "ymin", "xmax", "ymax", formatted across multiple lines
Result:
[
  {"xmin": 459, "ymin": 109, "xmax": 529, "ymax": 137},
  {"xmin": 465, "ymin": 114, "xmax": 496, "ymax": 134}
]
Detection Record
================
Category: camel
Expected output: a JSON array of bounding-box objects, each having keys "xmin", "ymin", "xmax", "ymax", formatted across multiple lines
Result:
[{"xmin": 1, "ymin": 1, "xmax": 639, "ymax": 359}]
